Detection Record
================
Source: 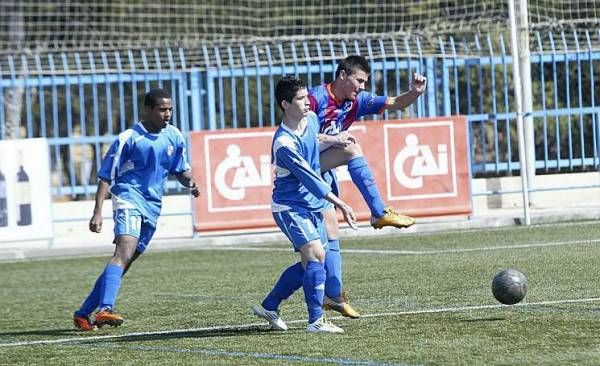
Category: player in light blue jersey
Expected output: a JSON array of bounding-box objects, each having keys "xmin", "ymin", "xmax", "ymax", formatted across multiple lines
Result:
[
  {"xmin": 73, "ymin": 88, "xmax": 201, "ymax": 331},
  {"xmin": 252, "ymin": 76, "xmax": 357, "ymax": 334},
  {"xmin": 309, "ymin": 55, "xmax": 427, "ymax": 318}
]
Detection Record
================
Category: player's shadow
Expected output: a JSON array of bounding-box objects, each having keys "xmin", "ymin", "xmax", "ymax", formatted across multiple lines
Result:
[
  {"xmin": 458, "ymin": 317, "xmax": 507, "ymax": 322},
  {"xmin": 109, "ymin": 325, "xmax": 280, "ymax": 344},
  {"xmin": 0, "ymin": 325, "xmax": 280, "ymax": 344},
  {"xmin": 0, "ymin": 328, "xmax": 84, "ymax": 337}
]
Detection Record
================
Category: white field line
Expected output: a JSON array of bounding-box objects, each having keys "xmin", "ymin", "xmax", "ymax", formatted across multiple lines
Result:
[
  {"xmin": 2, "ymin": 297, "xmax": 600, "ymax": 348},
  {"xmin": 3, "ymin": 220, "xmax": 599, "ymax": 263}
]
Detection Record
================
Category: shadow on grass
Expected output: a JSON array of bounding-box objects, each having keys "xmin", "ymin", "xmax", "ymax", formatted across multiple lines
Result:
[
  {"xmin": 109, "ymin": 325, "xmax": 277, "ymax": 343},
  {"xmin": 0, "ymin": 328, "xmax": 86, "ymax": 338},
  {"xmin": 0, "ymin": 325, "xmax": 281, "ymax": 344},
  {"xmin": 458, "ymin": 317, "xmax": 507, "ymax": 322}
]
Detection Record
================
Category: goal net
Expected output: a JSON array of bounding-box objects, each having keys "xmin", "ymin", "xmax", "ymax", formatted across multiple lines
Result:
[{"xmin": 1, "ymin": 0, "xmax": 599, "ymax": 52}]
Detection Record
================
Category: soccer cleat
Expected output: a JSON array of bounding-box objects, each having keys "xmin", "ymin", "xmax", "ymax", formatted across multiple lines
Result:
[
  {"xmin": 73, "ymin": 314, "xmax": 97, "ymax": 331},
  {"xmin": 94, "ymin": 309, "xmax": 124, "ymax": 328},
  {"xmin": 323, "ymin": 291, "xmax": 361, "ymax": 318},
  {"xmin": 306, "ymin": 316, "xmax": 344, "ymax": 334},
  {"xmin": 252, "ymin": 305, "xmax": 288, "ymax": 331},
  {"xmin": 370, "ymin": 207, "xmax": 415, "ymax": 230}
]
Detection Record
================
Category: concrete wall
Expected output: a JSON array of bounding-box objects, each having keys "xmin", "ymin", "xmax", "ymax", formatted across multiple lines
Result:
[
  {"xmin": 49, "ymin": 194, "xmax": 194, "ymax": 249},
  {"xmin": 472, "ymin": 171, "xmax": 600, "ymax": 211},
  {"xmin": 51, "ymin": 171, "xmax": 600, "ymax": 243}
]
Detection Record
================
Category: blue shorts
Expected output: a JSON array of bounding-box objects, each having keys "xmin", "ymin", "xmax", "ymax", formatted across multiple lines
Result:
[
  {"xmin": 272, "ymin": 210, "xmax": 327, "ymax": 252},
  {"xmin": 113, "ymin": 208, "xmax": 156, "ymax": 253}
]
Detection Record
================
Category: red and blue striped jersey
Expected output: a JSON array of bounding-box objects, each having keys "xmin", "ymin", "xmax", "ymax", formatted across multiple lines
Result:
[{"xmin": 308, "ymin": 83, "xmax": 388, "ymax": 135}]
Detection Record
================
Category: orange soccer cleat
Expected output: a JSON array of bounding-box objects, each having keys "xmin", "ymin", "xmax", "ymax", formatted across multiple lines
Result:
[
  {"xmin": 94, "ymin": 309, "xmax": 124, "ymax": 328},
  {"xmin": 73, "ymin": 315, "xmax": 97, "ymax": 331}
]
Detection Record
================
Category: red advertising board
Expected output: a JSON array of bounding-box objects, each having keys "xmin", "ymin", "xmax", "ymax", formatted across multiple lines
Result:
[{"xmin": 190, "ymin": 116, "xmax": 471, "ymax": 232}]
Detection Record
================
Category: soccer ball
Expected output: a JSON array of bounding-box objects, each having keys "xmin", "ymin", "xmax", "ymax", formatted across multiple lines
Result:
[{"xmin": 491, "ymin": 268, "xmax": 528, "ymax": 305}]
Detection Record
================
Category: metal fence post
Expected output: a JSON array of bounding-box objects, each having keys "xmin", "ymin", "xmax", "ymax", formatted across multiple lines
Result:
[
  {"xmin": 517, "ymin": 0, "xmax": 536, "ymax": 203},
  {"xmin": 508, "ymin": 0, "xmax": 531, "ymax": 225},
  {"xmin": 425, "ymin": 57, "xmax": 437, "ymax": 117},
  {"xmin": 189, "ymin": 68, "xmax": 203, "ymax": 131}
]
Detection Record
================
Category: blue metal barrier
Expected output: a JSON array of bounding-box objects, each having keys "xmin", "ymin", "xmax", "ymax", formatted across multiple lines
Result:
[{"xmin": 1, "ymin": 31, "xmax": 600, "ymax": 200}]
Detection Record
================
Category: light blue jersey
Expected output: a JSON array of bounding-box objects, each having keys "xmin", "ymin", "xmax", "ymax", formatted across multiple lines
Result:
[
  {"xmin": 98, "ymin": 122, "xmax": 190, "ymax": 225},
  {"xmin": 271, "ymin": 112, "xmax": 331, "ymax": 213}
]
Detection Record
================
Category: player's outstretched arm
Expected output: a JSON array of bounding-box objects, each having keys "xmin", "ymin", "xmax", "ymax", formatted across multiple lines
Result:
[
  {"xmin": 175, "ymin": 171, "xmax": 201, "ymax": 198},
  {"xmin": 324, "ymin": 192, "xmax": 358, "ymax": 230},
  {"xmin": 89, "ymin": 179, "xmax": 110, "ymax": 233},
  {"xmin": 384, "ymin": 72, "xmax": 427, "ymax": 112}
]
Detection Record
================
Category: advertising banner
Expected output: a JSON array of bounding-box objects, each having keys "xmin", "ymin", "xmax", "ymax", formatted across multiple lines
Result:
[
  {"xmin": 0, "ymin": 138, "xmax": 53, "ymax": 242},
  {"xmin": 190, "ymin": 117, "xmax": 470, "ymax": 232}
]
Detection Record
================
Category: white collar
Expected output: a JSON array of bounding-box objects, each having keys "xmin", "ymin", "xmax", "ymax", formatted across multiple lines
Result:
[{"xmin": 280, "ymin": 117, "xmax": 307, "ymax": 136}]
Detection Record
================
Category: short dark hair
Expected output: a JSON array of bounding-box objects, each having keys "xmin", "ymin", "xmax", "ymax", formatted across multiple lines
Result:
[
  {"xmin": 144, "ymin": 88, "xmax": 171, "ymax": 108},
  {"xmin": 335, "ymin": 55, "xmax": 371, "ymax": 79},
  {"xmin": 275, "ymin": 76, "xmax": 306, "ymax": 110}
]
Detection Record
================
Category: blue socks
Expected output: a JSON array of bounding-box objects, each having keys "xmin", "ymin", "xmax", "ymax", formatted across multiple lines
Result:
[
  {"xmin": 76, "ymin": 263, "xmax": 125, "ymax": 316},
  {"xmin": 348, "ymin": 156, "xmax": 386, "ymax": 218},
  {"xmin": 262, "ymin": 260, "xmax": 327, "ymax": 323},
  {"xmin": 262, "ymin": 262, "xmax": 304, "ymax": 311},
  {"xmin": 260, "ymin": 243, "xmax": 342, "ymax": 323},
  {"xmin": 303, "ymin": 261, "xmax": 326, "ymax": 323},
  {"xmin": 99, "ymin": 264, "xmax": 124, "ymax": 310},
  {"xmin": 75, "ymin": 270, "xmax": 104, "ymax": 317},
  {"xmin": 324, "ymin": 239, "xmax": 342, "ymax": 299},
  {"xmin": 261, "ymin": 238, "xmax": 344, "ymax": 313}
]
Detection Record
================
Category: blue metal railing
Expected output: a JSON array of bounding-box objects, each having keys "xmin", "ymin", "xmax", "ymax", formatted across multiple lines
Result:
[{"xmin": 1, "ymin": 31, "xmax": 600, "ymax": 200}]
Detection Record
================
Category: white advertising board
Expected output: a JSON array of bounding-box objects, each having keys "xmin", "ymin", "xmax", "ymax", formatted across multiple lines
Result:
[{"xmin": 0, "ymin": 138, "xmax": 53, "ymax": 242}]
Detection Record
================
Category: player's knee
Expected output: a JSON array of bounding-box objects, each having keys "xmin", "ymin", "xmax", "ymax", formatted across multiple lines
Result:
[
  {"xmin": 123, "ymin": 251, "xmax": 136, "ymax": 265},
  {"xmin": 325, "ymin": 222, "xmax": 339, "ymax": 238},
  {"xmin": 110, "ymin": 252, "xmax": 134, "ymax": 268},
  {"xmin": 300, "ymin": 239, "xmax": 326, "ymax": 263},
  {"xmin": 314, "ymin": 250, "xmax": 326, "ymax": 262},
  {"xmin": 112, "ymin": 238, "xmax": 138, "ymax": 267},
  {"xmin": 312, "ymin": 243, "xmax": 326, "ymax": 262},
  {"xmin": 323, "ymin": 212, "xmax": 340, "ymax": 237},
  {"xmin": 344, "ymin": 142, "xmax": 363, "ymax": 158}
]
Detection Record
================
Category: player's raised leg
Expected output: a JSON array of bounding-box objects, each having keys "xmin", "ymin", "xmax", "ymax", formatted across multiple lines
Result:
[{"xmin": 320, "ymin": 143, "xmax": 415, "ymax": 230}]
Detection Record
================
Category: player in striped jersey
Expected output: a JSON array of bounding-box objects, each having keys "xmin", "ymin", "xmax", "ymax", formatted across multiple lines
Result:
[
  {"xmin": 309, "ymin": 55, "xmax": 427, "ymax": 318},
  {"xmin": 73, "ymin": 88, "xmax": 200, "ymax": 331},
  {"xmin": 252, "ymin": 76, "xmax": 357, "ymax": 334}
]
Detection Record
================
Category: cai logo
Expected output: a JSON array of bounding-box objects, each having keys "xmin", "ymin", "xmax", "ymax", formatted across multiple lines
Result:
[
  {"xmin": 394, "ymin": 133, "xmax": 448, "ymax": 189},
  {"xmin": 214, "ymin": 144, "xmax": 271, "ymax": 201},
  {"xmin": 204, "ymin": 132, "xmax": 274, "ymax": 212},
  {"xmin": 384, "ymin": 122, "xmax": 457, "ymax": 200}
]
